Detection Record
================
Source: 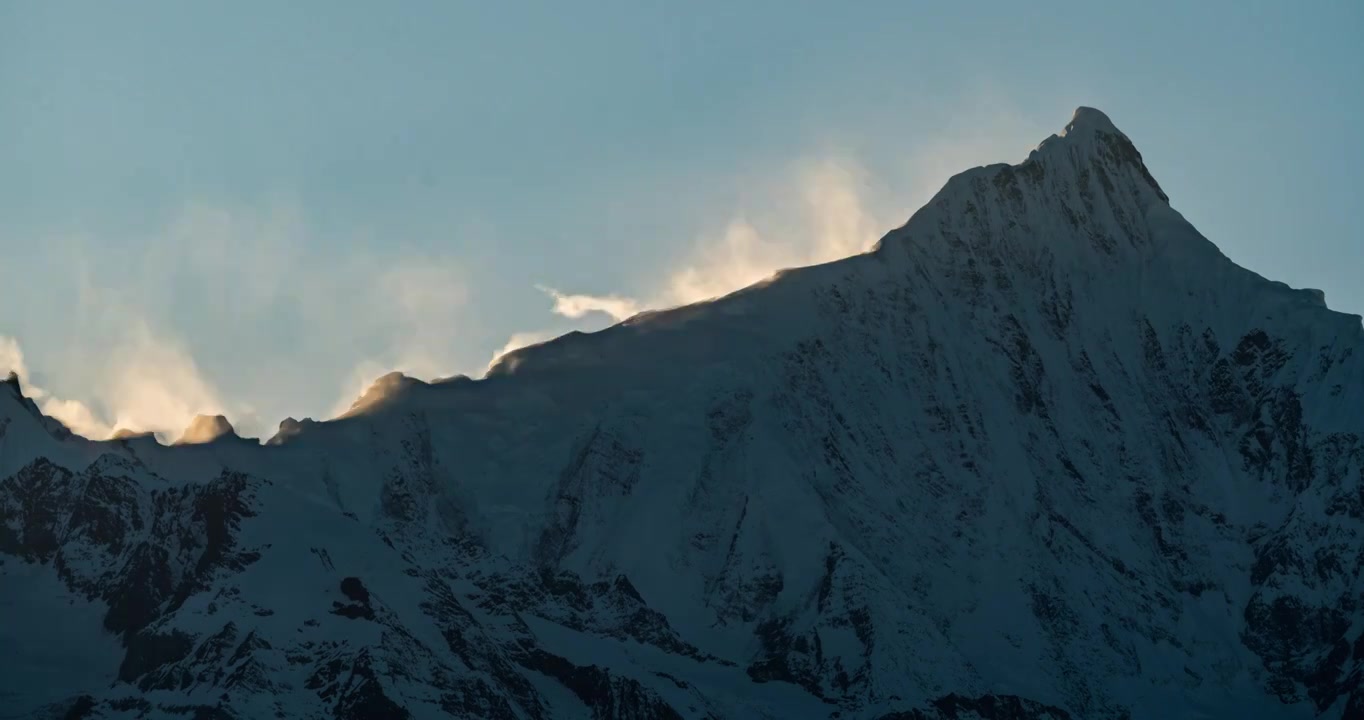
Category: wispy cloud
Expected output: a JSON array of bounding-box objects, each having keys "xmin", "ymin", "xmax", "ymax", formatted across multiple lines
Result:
[
  {"xmin": 1, "ymin": 334, "xmax": 116, "ymax": 439},
  {"xmin": 98, "ymin": 320, "xmax": 228, "ymax": 439},
  {"xmin": 661, "ymin": 158, "xmax": 884, "ymax": 305},
  {"xmin": 5, "ymin": 306, "xmax": 230, "ymax": 441},
  {"xmin": 485, "ymin": 330, "xmax": 558, "ymax": 371},
  {"xmin": 327, "ymin": 359, "xmax": 392, "ymax": 419},
  {"xmin": 535, "ymin": 156, "xmax": 889, "ymax": 317},
  {"xmin": 7, "ymin": 200, "xmax": 477, "ymax": 438},
  {"xmin": 325, "ymin": 257, "xmax": 471, "ymax": 417},
  {"xmin": 39, "ymin": 396, "xmax": 114, "ymax": 440},
  {"xmin": 537, "ymin": 285, "xmax": 642, "ymax": 322},
  {"xmin": 486, "ymin": 157, "xmax": 888, "ymax": 372}
]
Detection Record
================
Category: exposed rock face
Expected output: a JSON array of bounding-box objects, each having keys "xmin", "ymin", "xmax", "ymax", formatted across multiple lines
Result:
[{"xmin": 1, "ymin": 108, "xmax": 1361, "ymax": 719}]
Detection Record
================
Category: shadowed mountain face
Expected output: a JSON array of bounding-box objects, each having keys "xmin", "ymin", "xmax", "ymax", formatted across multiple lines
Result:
[{"xmin": 2, "ymin": 108, "xmax": 1361, "ymax": 720}]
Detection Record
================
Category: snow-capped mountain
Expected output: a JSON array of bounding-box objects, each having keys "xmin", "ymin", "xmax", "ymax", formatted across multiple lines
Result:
[{"xmin": 2, "ymin": 108, "xmax": 1361, "ymax": 720}]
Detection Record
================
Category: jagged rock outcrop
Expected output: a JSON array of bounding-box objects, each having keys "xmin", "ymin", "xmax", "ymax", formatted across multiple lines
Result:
[{"xmin": 173, "ymin": 414, "xmax": 247, "ymax": 446}]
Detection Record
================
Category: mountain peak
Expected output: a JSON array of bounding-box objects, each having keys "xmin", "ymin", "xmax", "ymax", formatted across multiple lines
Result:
[
  {"xmin": 266, "ymin": 416, "xmax": 317, "ymax": 445},
  {"xmin": 1063, "ymin": 106, "xmax": 1122, "ymax": 137},
  {"xmin": 173, "ymin": 413, "xmax": 238, "ymax": 445},
  {"xmin": 1018, "ymin": 105, "xmax": 1169, "ymax": 206},
  {"xmin": 3, "ymin": 105, "xmax": 1360, "ymax": 720},
  {"xmin": 343, "ymin": 371, "xmax": 428, "ymax": 417}
]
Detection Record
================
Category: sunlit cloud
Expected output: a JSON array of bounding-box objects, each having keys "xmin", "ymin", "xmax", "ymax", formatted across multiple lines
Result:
[
  {"xmin": 486, "ymin": 330, "xmax": 558, "ymax": 371},
  {"xmin": 530, "ymin": 156, "xmax": 891, "ymax": 324},
  {"xmin": 98, "ymin": 320, "xmax": 227, "ymax": 439},
  {"xmin": 661, "ymin": 158, "xmax": 886, "ymax": 307},
  {"xmin": 32, "ymin": 202, "xmax": 479, "ymax": 433},
  {"xmin": 328, "ymin": 360, "xmax": 391, "ymax": 419},
  {"xmin": 1, "ymin": 334, "xmax": 118, "ymax": 440},
  {"xmin": 537, "ymin": 285, "xmax": 642, "ymax": 322},
  {"xmin": 3, "ymin": 312, "xmax": 231, "ymax": 442},
  {"xmin": 0, "ymin": 336, "xmax": 32, "ymax": 391},
  {"xmin": 486, "ymin": 157, "xmax": 889, "ymax": 374}
]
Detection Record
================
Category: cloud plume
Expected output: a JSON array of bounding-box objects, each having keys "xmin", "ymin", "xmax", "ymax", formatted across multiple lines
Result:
[
  {"xmin": 1, "ymin": 335, "xmax": 116, "ymax": 439},
  {"xmin": 486, "ymin": 157, "xmax": 891, "ymax": 372},
  {"xmin": 98, "ymin": 321, "xmax": 228, "ymax": 439},
  {"xmin": 541, "ymin": 156, "xmax": 889, "ymax": 316},
  {"xmin": 4, "ymin": 200, "xmax": 478, "ymax": 438},
  {"xmin": 537, "ymin": 286, "xmax": 642, "ymax": 322},
  {"xmin": 485, "ymin": 330, "xmax": 557, "ymax": 371}
]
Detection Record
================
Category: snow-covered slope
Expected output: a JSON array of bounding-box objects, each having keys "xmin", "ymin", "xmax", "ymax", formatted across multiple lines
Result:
[{"xmin": 2, "ymin": 108, "xmax": 1362, "ymax": 720}]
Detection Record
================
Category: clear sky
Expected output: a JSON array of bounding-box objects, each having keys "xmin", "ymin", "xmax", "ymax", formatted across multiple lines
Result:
[{"xmin": 1, "ymin": 0, "xmax": 1360, "ymax": 440}]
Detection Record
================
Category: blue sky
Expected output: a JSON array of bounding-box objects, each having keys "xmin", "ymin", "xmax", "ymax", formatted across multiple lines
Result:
[{"xmin": 1, "ymin": 0, "xmax": 1360, "ymax": 439}]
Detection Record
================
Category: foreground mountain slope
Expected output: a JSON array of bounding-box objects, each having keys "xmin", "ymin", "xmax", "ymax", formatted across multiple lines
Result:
[{"xmin": 2, "ymin": 108, "xmax": 1361, "ymax": 720}]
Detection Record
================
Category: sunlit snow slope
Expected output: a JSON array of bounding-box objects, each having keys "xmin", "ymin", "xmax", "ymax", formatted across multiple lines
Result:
[{"xmin": 2, "ymin": 108, "xmax": 1361, "ymax": 720}]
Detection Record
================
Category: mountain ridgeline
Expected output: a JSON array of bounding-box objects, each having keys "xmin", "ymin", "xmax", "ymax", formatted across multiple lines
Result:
[{"xmin": 2, "ymin": 108, "xmax": 1361, "ymax": 719}]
